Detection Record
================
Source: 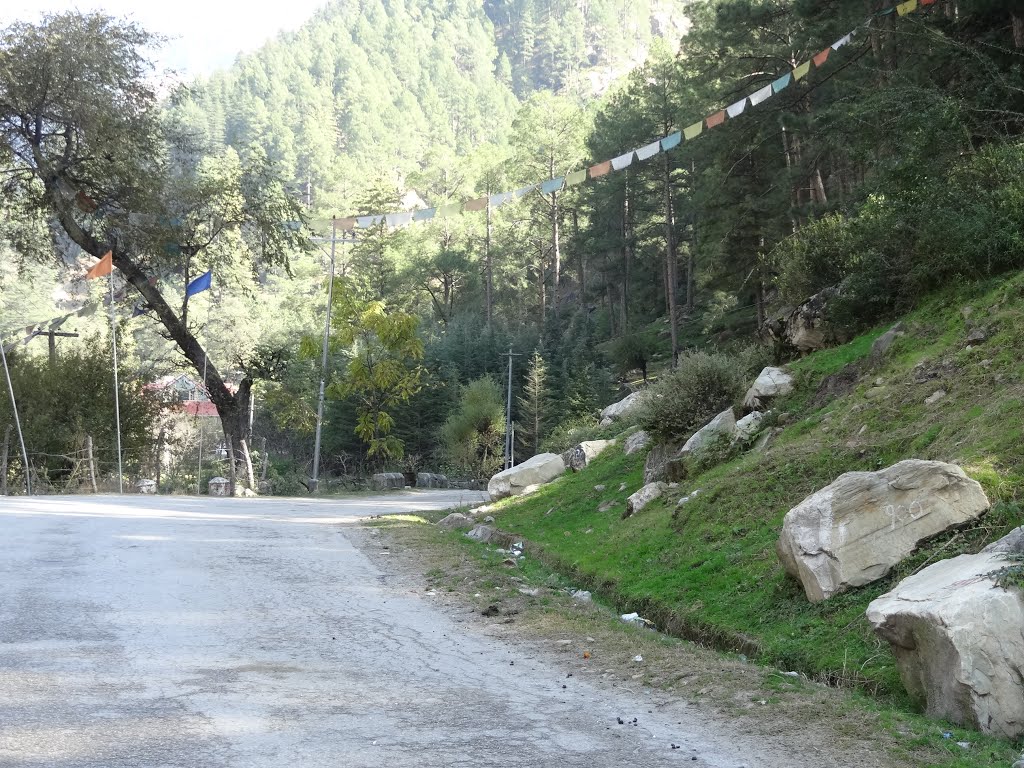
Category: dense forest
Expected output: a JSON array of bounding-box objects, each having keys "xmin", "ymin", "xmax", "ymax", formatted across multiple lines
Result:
[{"xmin": 2, "ymin": 0, "xmax": 1023, "ymax": 491}]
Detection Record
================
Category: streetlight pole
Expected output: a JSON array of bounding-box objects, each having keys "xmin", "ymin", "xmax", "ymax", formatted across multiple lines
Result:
[
  {"xmin": 309, "ymin": 220, "xmax": 355, "ymax": 493},
  {"xmin": 0, "ymin": 337, "xmax": 31, "ymax": 495}
]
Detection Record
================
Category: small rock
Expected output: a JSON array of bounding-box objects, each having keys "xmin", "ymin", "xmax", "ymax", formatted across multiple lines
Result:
[
  {"xmin": 437, "ymin": 512, "xmax": 474, "ymax": 531},
  {"xmin": 501, "ymin": 557, "xmax": 517, "ymax": 567},
  {"xmin": 465, "ymin": 524, "xmax": 496, "ymax": 542},
  {"xmin": 518, "ymin": 587, "xmax": 540, "ymax": 596},
  {"xmin": 571, "ymin": 590, "xmax": 592, "ymax": 602},
  {"xmin": 925, "ymin": 389, "xmax": 946, "ymax": 405},
  {"xmin": 633, "ymin": 655, "xmax": 643, "ymax": 662},
  {"xmin": 618, "ymin": 483, "xmax": 627, "ymax": 492},
  {"xmin": 484, "ymin": 515, "xmax": 495, "ymax": 523},
  {"xmin": 593, "ymin": 484, "xmax": 606, "ymax": 492},
  {"xmin": 965, "ymin": 327, "xmax": 987, "ymax": 344}
]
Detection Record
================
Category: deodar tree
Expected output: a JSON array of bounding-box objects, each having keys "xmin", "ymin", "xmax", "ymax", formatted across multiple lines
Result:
[{"xmin": 0, "ymin": 12, "xmax": 306, "ymax": 450}]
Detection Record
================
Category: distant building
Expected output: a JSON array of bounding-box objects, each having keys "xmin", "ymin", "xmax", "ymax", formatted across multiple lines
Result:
[{"xmin": 148, "ymin": 373, "xmax": 235, "ymax": 418}]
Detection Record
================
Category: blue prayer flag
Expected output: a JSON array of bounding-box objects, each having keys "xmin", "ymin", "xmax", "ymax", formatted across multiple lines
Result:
[{"xmin": 186, "ymin": 270, "xmax": 212, "ymax": 299}]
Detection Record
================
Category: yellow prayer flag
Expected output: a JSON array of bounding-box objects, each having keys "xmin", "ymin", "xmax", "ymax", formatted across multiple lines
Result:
[
  {"xmin": 683, "ymin": 122, "xmax": 703, "ymax": 141},
  {"xmin": 792, "ymin": 61, "xmax": 811, "ymax": 81},
  {"xmin": 897, "ymin": 0, "xmax": 917, "ymax": 16},
  {"xmin": 85, "ymin": 251, "xmax": 113, "ymax": 280}
]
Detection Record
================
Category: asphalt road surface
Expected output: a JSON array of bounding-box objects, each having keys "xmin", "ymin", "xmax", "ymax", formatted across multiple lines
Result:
[{"xmin": 0, "ymin": 493, "xmax": 791, "ymax": 767}]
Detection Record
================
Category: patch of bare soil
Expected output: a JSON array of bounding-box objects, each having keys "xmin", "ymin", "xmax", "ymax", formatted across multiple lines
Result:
[{"xmin": 348, "ymin": 518, "xmax": 956, "ymax": 768}]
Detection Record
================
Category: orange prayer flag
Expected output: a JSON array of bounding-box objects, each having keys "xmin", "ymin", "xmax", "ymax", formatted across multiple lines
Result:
[
  {"xmin": 464, "ymin": 197, "xmax": 489, "ymax": 212},
  {"xmin": 705, "ymin": 110, "xmax": 726, "ymax": 129},
  {"xmin": 813, "ymin": 48, "xmax": 830, "ymax": 68},
  {"xmin": 334, "ymin": 217, "xmax": 357, "ymax": 231},
  {"xmin": 589, "ymin": 161, "xmax": 612, "ymax": 179},
  {"xmin": 85, "ymin": 251, "xmax": 113, "ymax": 280}
]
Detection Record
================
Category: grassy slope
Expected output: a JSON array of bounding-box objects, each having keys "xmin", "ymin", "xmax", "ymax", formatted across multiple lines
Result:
[{"xmin": 489, "ymin": 273, "xmax": 1024, "ymax": 710}]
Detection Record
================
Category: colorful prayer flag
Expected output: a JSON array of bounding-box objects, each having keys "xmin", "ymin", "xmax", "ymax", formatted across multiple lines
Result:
[
  {"xmin": 413, "ymin": 208, "xmax": 437, "ymax": 222},
  {"xmin": 705, "ymin": 110, "xmax": 726, "ymax": 128},
  {"xmin": 489, "ymin": 191, "xmax": 515, "ymax": 207},
  {"xmin": 749, "ymin": 84, "xmax": 773, "ymax": 106},
  {"xmin": 85, "ymin": 251, "xmax": 113, "ymax": 280},
  {"xmin": 772, "ymin": 73, "xmax": 792, "ymax": 93},
  {"xmin": 437, "ymin": 202, "xmax": 463, "ymax": 218},
  {"xmin": 385, "ymin": 211, "xmax": 413, "ymax": 228},
  {"xmin": 921, "ymin": 0, "xmax": 936, "ymax": 5},
  {"xmin": 896, "ymin": 0, "xmax": 917, "ymax": 16},
  {"xmin": 464, "ymin": 197, "xmax": 489, "ymax": 212},
  {"xmin": 565, "ymin": 169, "xmax": 588, "ymax": 186},
  {"xmin": 185, "ymin": 270, "xmax": 212, "ymax": 299},
  {"xmin": 610, "ymin": 152, "xmax": 634, "ymax": 171},
  {"xmin": 515, "ymin": 184, "xmax": 538, "ymax": 198},
  {"xmin": 660, "ymin": 132, "xmax": 682, "ymax": 151},
  {"xmin": 792, "ymin": 61, "xmax": 811, "ymax": 81},
  {"xmin": 683, "ymin": 122, "xmax": 703, "ymax": 141},
  {"xmin": 541, "ymin": 177, "xmax": 565, "ymax": 195},
  {"xmin": 726, "ymin": 99, "xmax": 747, "ymax": 118},
  {"xmin": 813, "ymin": 48, "xmax": 830, "ymax": 67},
  {"xmin": 831, "ymin": 33, "xmax": 853, "ymax": 50},
  {"xmin": 334, "ymin": 217, "xmax": 357, "ymax": 231},
  {"xmin": 589, "ymin": 161, "xmax": 612, "ymax": 178},
  {"xmin": 635, "ymin": 141, "xmax": 660, "ymax": 161}
]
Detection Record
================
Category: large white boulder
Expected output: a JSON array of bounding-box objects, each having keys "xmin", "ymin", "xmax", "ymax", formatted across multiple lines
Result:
[
  {"xmin": 866, "ymin": 529, "xmax": 1024, "ymax": 738},
  {"xmin": 624, "ymin": 482, "xmax": 667, "ymax": 517},
  {"xmin": 371, "ymin": 472, "xmax": 406, "ymax": 490},
  {"xmin": 777, "ymin": 460, "xmax": 989, "ymax": 602},
  {"xmin": 679, "ymin": 408, "xmax": 736, "ymax": 458},
  {"xmin": 599, "ymin": 391, "xmax": 645, "ymax": 426},
  {"xmin": 566, "ymin": 440, "xmax": 615, "ymax": 472},
  {"xmin": 743, "ymin": 367, "xmax": 794, "ymax": 410},
  {"xmin": 733, "ymin": 411, "xmax": 766, "ymax": 443},
  {"xmin": 487, "ymin": 453, "xmax": 566, "ymax": 499}
]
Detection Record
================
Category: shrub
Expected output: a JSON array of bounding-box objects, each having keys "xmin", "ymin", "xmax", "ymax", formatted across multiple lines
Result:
[
  {"xmin": 636, "ymin": 351, "xmax": 749, "ymax": 443},
  {"xmin": 439, "ymin": 376, "xmax": 505, "ymax": 477}
]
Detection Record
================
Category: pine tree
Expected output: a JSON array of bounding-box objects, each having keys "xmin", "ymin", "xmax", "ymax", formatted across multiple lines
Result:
[{"xmin": 516, "ymin": 350, "xmax": 552, "ymax": 457}]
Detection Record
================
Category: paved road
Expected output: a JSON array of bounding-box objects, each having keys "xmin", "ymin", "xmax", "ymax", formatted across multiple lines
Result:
[{"xmin": 0, "ymin": 493, "xmax": 780, "ymax": 767}]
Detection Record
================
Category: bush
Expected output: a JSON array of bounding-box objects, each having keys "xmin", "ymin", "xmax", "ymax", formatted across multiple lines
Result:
[
  {"xmin": 439, "ymin": 376, "xmax": 505, "ymax": 478},
  {"xmin": 636, "ymin": 351, "xmax": 749, "ymax": 444},
  {"xmin": 539, "ymin": 415, "xmax": 608, "ymax": 455}
]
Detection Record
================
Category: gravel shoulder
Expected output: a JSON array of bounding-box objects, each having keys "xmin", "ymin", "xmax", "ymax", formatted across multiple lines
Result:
[{"xmin": 350, "ymin": 514, "xmax": 972, "ymax": 768}]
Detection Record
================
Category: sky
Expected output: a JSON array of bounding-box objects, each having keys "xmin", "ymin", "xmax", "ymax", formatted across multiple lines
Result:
[{"xmin": 1, "ymin": 0, "xmax": 328, "ymax": 78}]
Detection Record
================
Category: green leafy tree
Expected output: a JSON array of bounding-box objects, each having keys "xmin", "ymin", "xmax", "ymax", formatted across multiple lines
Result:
[
  {"xmin": 440, "ymin": 376, "xmax": 505, "ymax": 478},
  {"xmin": 321, "ymin": 280, "xmax": 425, "ymax": 461}
]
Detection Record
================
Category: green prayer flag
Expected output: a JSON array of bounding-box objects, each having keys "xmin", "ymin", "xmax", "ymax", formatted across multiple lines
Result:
[
  {"xmin": 565, "ymin": 169, "xmax": 587, "ymax": 187},
  {"xmin": 683, "ymin": 122, "xmax": 703, "ymax": 141}
]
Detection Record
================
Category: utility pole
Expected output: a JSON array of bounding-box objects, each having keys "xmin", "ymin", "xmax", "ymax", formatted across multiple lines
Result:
[
  {"xmin": 501, "ymin": 348, "xmax": 521, "ymax": 471},
  {"xmin": 0, "ymin": 337, "xmax": 31, "ymax": 495},
  {"xmin": 310, "ymin": 220, "xmax": 356, "ymax": 493},
  {"xmin": 27, "ymin": 330, "xmax": 80, "ymax": 365}
]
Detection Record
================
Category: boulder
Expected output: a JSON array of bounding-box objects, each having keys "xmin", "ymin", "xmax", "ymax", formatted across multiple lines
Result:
[
  {"xmin": 208, "ymin": 476, "xmax": 231, "ymax": 497},
  {"xmin": 679, "ymin": 408, "xmax": 736, "ymax": 458},
  {"xmin": 866, "ymin": 528, "xmax": 1024, "ymax": 738},
  {"xmin": 437, "ymin": 512, "xmax": 473, "ymax": 531},
  {"xmin": 777, "ymin": 460, "xmax": 989, "ymax": 602},
  {"xmin": 870, "ymin": 322, "xmax": 905, "ymax": 365},
  {"xmin": 465, "ymin": 524, "xmax": 496, "ymax": 543},
  {"xmin": 624, "ymin": 482, "xmax": 667, "ymax": 518},
  {"xmin": 487, "ymin": 453, "xmax": 565, "ymax": 499},
  {"xmin": 371, "ymin": 472, "xmax": 406, "ymax": 491},
  {"xmin": 135, "ymin": 479, "xmax": 157, "ymax": 495},
  {"xmin": 733, "ymin": 411, "xmax": 766, "ymax": 444},
  {"xmin": 743, "ymin": 367, "xmax": 795, "ymax": 410},
  {"xmin": 643, "ymin": 442, "xmax": 681, "ymax": 484},
  {"xmin": 624, "ymin": 430, "xmax": 651, "ymax": 456},
  {"xmin": 566, "ymin": 440, "xmax": 615, "ymax": 472},
  {"xmin": 599, "ymin": 391, "xmax": 645, "ymax": 427},
  {"xmin": 415, "ymin": 472, "xmax": 449, "ymax": 489}
]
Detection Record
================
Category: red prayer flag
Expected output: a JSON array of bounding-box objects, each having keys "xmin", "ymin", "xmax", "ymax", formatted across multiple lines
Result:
[
  {"xmin": 334, "ymin": 217, "xmax": 357, "ymax": 231},
  {"xmin": 589, "ymin": 161, "xmax": 612, "ymax": 178},
  {"xmin": 813, "ymin": 48, "xmax": 830, "ymax": 67},
  {"xmin": 85, "ymin": 251, "xmax": 113, "ymax": 280},
  {"xmin": 464, "ymin": 197, "xmax": 488, "ymax": 212},
  {"xmin": 705, "ymin": 110, "xmax": 726, "ymax": 129}
]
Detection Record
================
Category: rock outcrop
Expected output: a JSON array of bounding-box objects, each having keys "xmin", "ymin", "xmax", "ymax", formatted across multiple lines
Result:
[
  {"xmin": 624, "ymin": 482, "xmax": 667, "ymax": 517},
  {"xmin": 679, "ymin": 408, "xmax": 736, "ymax": 458},
  {"xmin": 566, "ymin": 440, "xmax": 615, "ymax": 472},
  {"xmin": 487, "ymin": 453, "xmax": 566, "ymax": 499},
  {"xmin": 866, "ymin": 528, "xmax": 1024, "ymax": 738},
  {"xmin": 743, "ymin": 367, "xmax": 794, "ymax": 410},
  {"xmin": 599, "ymin": 391, "xmax": 645, "ymax": 426},
  {"xmin": 777, "ymin": 460, "xmax": 990, "ymax": 602},
  {"xmin": 624, "ymin": 430, "xmax": 651, "ymax": 455},
  {"xmin": 643, "ymin": 441, "xmax": 682, "ymax": 484},
  {"xmin": 371, "ymin": 472, "xmax": 406, "ymax": 490}
]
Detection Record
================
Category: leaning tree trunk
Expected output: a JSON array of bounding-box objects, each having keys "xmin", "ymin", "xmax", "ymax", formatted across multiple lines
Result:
[
  {"xmin": 1013, "ymin": 13, "xmax": 1024, "ymax": 49},
  {"xmin": 41, "ymin": 173, "xmax": 249, "ymax": 452}
]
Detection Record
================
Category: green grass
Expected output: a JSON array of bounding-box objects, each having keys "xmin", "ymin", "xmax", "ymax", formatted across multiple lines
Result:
[{"xmin": 487, "ymin": 273, "xmax": 1024, "ymax": 742}]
